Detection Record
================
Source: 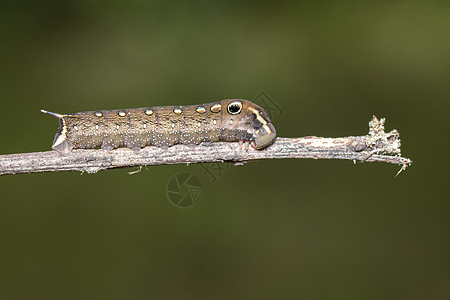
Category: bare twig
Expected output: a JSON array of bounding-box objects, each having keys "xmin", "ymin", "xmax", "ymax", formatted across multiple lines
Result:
[{"xmin": 0, "ymin": 116, "xmax": 412, "ymax": 176}]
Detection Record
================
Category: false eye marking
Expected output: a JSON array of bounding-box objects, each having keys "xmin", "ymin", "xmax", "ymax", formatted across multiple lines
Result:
[
  {"xmin": 210, "ymin": 103, "xmax": 222, "ymax": 113},
  {"xmin": 227, "ymin": 101, "xmax": 243, "ymax": 115},
  {"xmin": 145, "ymin": 109, "xmax": 154, "ymax": 116},
  {"xmin": 118, "ymin": 111, "xmax": 126, "ymax": 117},
  {"xmin": 196, "ymin": 106, "xmax": 206, "ymax": 113},
  {"xmin": 94, "ymin": 111, "xmax": 103, "ymax": 117},
  {"xmin": 173, "ymin": 107, "xmax": 182, "ymax": 114}
]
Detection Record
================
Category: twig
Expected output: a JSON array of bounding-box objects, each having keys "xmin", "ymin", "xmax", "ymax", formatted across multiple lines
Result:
[{"xmin": 0, "ymin": 116, "xmax": 412, "ymax": 176}]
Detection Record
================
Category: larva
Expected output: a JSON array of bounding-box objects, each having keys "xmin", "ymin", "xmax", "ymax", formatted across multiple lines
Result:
[{"xmin": 41, "ymin": 99, "xmax": 276, "ymax": 154}]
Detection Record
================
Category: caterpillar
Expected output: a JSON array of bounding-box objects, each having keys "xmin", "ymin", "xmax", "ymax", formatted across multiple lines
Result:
[{"xmin": 41, "ymin": 99, "xmax": 276, "ymax": 154}]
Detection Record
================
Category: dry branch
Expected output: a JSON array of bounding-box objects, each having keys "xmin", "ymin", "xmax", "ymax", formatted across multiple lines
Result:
[{"xmin": 0, "ymin": 116, "xmax": 412, "ymax": 176}]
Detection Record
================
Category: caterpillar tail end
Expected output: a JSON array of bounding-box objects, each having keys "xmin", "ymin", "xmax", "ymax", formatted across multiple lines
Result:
[
  {"xmin": 41, "ymin": 109, "xmax": 73, "ymax": 153},
  {"xmin": 40, "ymin": 109, "xmax": 65, "ymax": 118}
]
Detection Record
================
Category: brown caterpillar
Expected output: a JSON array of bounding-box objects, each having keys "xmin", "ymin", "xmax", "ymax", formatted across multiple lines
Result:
[{"xmin": 41, "ymin": 99, "xmax": 276, "ymax": 154}]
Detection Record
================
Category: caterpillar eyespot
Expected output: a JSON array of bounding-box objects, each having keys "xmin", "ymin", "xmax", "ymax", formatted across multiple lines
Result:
[
  {"xmin": 227, "ymin": 101, "xmax": 243, "ymax": 115},
  {"xmin": 41, "ymin": 99, "xmax": 277, "ymax": 154}
]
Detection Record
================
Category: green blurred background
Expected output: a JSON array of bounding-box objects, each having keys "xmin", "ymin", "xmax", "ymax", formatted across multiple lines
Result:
[{"xmin": 0, "ymin": 1, "xmax": 449, "ymax": 299}]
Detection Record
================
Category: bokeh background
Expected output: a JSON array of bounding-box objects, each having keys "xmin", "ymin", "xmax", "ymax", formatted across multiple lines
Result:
[{"xmin": 1, "ymin": 1, "xmax": 449, "ymax": 299}]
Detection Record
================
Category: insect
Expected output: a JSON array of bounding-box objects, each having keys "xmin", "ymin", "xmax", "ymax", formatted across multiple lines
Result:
[{"xmin": 41, "ymin": 99, "xmax": 276, "ymax": 154}]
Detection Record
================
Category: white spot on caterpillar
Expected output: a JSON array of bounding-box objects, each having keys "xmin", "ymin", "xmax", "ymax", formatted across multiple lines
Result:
[
  {"xmin": 174, "ymin": 107, "xmax": 182, "ymax": 114},
  {"xmin": 95, "ymin": 124, "xmax": 99, "ymax": 130},
  {"xmin": 145, "ymin": 109, "xmax": 153, "ymax": 115},
  {"xmin": 213, "ymin": 119, "xmax": 217, "ymax": 125},
  {"xmin": 211, "ymin": 103, "xmax": 221, "ymax": 113},
  {"xmin": 95, "ymin": 111, "xmax": 103, "ymax": 117},
  {"xmin": 118, "ymin": 111, "xmax": 126, "ymax": 117},
  {"xmin": 196, "ymin": 106, "xmax": 206, "ymax": 113}
]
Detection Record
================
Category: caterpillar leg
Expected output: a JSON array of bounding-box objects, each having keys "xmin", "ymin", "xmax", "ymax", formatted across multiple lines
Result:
[
  {"xmin": 239, "ymin": 140, "xmax": 256, "ymax": 151},
  {"xmin": 101, "ymin": 144, "xmax": 114, "ymax": 152},
  {"xmin": 131, "ymin": 146, "xmax": 142, "ymax": 153}
]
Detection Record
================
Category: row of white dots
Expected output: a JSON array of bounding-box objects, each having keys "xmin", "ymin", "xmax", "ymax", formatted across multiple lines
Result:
[{"xmin": 93, "ymin": 103, "xmax": 224, "ymax": 118}]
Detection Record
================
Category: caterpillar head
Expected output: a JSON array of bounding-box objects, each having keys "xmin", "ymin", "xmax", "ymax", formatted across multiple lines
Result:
[{"xmin": 220, "ymin": 99, "xmax": 277, "ymax": 149}]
